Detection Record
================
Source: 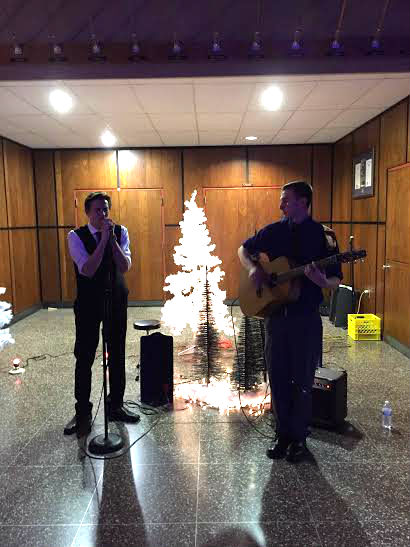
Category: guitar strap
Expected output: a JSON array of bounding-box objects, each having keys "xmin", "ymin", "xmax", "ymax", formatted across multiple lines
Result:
[{"xmin": 289, "ymin": 221, "xmax": 301, "ymax": 265}]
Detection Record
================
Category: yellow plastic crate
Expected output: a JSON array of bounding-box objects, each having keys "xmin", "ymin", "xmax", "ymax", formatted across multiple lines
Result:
[{"xmin": 348, "ymin": 314, "xmax": 381, "ymax": 341}]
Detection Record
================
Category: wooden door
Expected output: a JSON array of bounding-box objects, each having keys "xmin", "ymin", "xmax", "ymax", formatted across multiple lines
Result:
[
  {"xmin": 384, "ymin": 164, "xmax": 410, "ymax": 348},
  {"xmin": 119, "ymin": 189, "xmax": 164, "ymax": 301},
  {"xmin": 204, "ymin": 187, "xmax": 282, "ymax": 299}
]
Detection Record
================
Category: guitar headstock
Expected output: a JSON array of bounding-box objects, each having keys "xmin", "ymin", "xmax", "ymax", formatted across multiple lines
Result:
[{"xmin": 340, "ymin": 249, "xmax": 367, "ymax": 263}]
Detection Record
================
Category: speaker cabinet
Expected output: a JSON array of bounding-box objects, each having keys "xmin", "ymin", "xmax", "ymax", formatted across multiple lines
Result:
[
  {"xmin": 312, "ymin": 367, "xmax": 347, "ymax": 427},
  {"xmin": 330, "ymin": 285, "xmax": 357, "ymax": 328},
  {"xmin": 140, "ymin": 332, "xmax": 173, "ymax": 406}
]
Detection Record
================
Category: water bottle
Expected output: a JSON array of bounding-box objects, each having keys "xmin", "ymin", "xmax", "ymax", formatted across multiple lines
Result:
[{"xmin": 382, "ymin": 400, "xmax": 392, "ymax": 430}]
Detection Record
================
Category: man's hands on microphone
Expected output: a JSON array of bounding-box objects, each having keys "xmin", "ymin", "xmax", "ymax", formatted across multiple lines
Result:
[{"xmin": 101, "ymin": 218, "xmax": 115, "ymax": 244}]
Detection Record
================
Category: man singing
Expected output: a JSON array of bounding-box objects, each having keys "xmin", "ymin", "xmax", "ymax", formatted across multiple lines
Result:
[{"xmin": 64, "ymin": 191, "xmax": 139, "ymax": 437}]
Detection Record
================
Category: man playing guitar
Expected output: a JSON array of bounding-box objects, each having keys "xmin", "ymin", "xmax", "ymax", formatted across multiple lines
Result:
[{"xmin": 238, "ymin": 181, "xmax": 342, "ymax": 463}]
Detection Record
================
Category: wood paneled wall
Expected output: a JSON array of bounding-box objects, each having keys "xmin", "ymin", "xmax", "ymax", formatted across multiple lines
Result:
[
  {"xmin": 34, "ymin": 143, "xmax": 332, "ymax": 305},
  {"xmin": 1, "ymin": 94, "xmax": 409, "ymax": 321},
  {"xmin": 331, "ymin": 97, "xmax": 410, "ymax": 319},
  {"xmin": 0, "ymin": 139, "xmax": 40, "ymax": 314}
]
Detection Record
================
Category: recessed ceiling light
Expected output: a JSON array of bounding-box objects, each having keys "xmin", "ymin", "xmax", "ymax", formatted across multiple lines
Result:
[
  {"xmin": 49, "ymin": 89, "xmax": 73, "ymax": 113},
  {"xmin": 260, "ymin": 85, "xmax": 283, "ymax": 111},
  {"xmin": 245, "ymin": 135, "xmax": 258, "ymax": 141},
  {"xmin": 100, "ymin": 129, "xmax": 117, "ymax": 147}
]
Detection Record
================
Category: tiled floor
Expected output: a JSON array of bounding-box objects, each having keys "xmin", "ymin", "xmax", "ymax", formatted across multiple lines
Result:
[{"xmin": 0, "ymin": 307, "xmax": 409, "ymax": 547}]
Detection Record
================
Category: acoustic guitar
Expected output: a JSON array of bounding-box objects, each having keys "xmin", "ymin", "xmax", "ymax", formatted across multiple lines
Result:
[{"xmin": 239, "ymin": 249, "xmax": 366, "ymax": 318}]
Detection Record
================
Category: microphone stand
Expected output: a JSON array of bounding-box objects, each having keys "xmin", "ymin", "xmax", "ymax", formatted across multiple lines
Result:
[
  {"xmin": 89, "ymin": 233, "xmax": 124, "ymax": 455},
  {"xmin": 349, "ymin": 235, "xmax": 356, "ymax": 312}
]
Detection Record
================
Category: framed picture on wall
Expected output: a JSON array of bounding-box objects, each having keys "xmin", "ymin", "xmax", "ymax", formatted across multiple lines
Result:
[{"xmin": 352, "ymin": 149, "xmax": 375, "ymax": 199}]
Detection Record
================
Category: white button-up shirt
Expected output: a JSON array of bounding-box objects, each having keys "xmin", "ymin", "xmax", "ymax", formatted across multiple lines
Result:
[{"xmin": 67, "ymin": 222, "xmax": 131, "ymax": 275}]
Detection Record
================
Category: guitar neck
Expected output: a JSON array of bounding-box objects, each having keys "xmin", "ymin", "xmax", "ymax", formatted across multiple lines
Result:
[{"xmin": 276, "ymin": 255, "xmax": 339, "ymax": 284}]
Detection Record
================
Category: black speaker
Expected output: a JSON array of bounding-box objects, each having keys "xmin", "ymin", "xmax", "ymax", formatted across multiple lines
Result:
[
  {"xmin": 140, "ymin": 332, "xmax": 173, "ymax": 406},
  {"xmin": 331, "ymin": 285, "xmax": 357, "ymax": 328},
  {"xmin": 312, "ymin": 367, "xmax": 347, "ymax": 427}
]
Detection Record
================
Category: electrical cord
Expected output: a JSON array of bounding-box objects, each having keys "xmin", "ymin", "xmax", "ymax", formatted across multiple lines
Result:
[{"xmin": 356, "ymin": 289, "xmax": 370, "ymax": 314}]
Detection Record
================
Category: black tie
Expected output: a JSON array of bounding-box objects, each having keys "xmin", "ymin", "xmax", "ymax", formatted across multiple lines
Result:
[{"xmin": 95, "ymin": 231, "xmax": 102, "ymax": 244}]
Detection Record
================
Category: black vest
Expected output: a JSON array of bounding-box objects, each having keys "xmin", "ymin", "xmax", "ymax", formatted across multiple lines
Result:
[{"xmin": 73, "ymin": 225, "xmax": 128, "ymax": 305}]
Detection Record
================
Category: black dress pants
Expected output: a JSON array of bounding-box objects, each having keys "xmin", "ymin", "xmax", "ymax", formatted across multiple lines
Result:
[
  {"xmin": 73, "ymin": 295, "xmax": 127, "ymax": 417},
  {"xmin": 264, "ymin": 310, "xmax": 322, "ymax": 441}
]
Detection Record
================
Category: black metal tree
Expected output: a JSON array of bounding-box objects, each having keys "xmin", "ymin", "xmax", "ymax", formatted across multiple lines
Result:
[
  {"xmin": 192, "ymin": 268, "xmax": 222, "ymax": 383},
  {"xmin": 234, "ymin": 314, "xmax": 266, "ymax": 390}
]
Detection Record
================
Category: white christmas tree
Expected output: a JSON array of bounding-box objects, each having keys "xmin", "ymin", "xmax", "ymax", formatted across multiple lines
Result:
[
  {"xmin": 162, "ymin": 190, "xmax": 233, "ymax": 336},
  {"xmin": 0, "ymin": 288, "xmax": 14, "ymax": 351}
]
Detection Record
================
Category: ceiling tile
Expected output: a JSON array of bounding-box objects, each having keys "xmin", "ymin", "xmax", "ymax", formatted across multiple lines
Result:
[
  {"xmin": 284, "ymin": 109, "xmax": 342, "ymax": 129},
  {"xmin": 199, "ymin": 132, "xmax": 237, "ymax": 145},
  {"xmin": 50, "ymin": 134, "xmax": 92, "ymax": 148},
  {"xmin": 326, "ymin": 108, "xmax": 383, "ymax": 128},
  {"xmin": 195, "ymin": 84, "xmax": 254, "ymax": 113},
  {"xmin": 272, "ymin": 129, "xmax": 316, "ymax": 144},
  {"xmin": 122, "ymin": 133, "xmax": 163, "ymax": 147},
  {"xmin": 197, "ymin": 113, "xmax": 242, "ymax": 131},
  {"xmin": 159, "ymin": 131, "xmax": 198, "ymax": 146},
  {"xmin": 102, "ymin": 114, "xmax": 154, "ymax": 133},
  {"xmin": 67, "ymin": 84, "xmax": 143, "ymax": 114},
  {"xmin": 149, "ymin": 113, "xmax": 196, "ymax": 131},
  {"xmin": 0, "ymin": 117, "xmax": 27, "ymax": 133},
  {"xmin": 241, "ymin": 110, "xmax": 293, "ymax": 132},
  {"xmin": 10, "ymin": 114, "xmax": 75, "ymax": 136},
  {"xmin": 249, "ymin": 82, "xmax": 317, "ymax": 111},
  {"xmin": 0, "ymin": 89, "xmax": 41, "ymax": 115},
  {"xmin": 307, "ymin": 127, "xmax": 354, "ymax": 143},
  {"xmin": 4, "ymin": 132, "xmax": 53, "ymax": 148},
  {"xmin": 351, "ymin": 78, "xmax": 410, "ymax": 108},
  {"xmin": 57, "ymin": 114, "xmax": 108, "ymax": 135},
  {"xmin": 133, "ymin": 84, "xmax": 194, "ymax": 113},
  {"xmin": 300, "ymin": 80, "xmax": 377, "ymax": 109},
  {"xmin": 8, "ymin": 84, "xmax": 92, "ymax": 115}
]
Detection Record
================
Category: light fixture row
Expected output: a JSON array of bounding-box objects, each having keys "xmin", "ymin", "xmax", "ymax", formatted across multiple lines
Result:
[
  {"xmin": 10, "ymin": 30, "xmax": 396, "ymax": 63},
  {"xmin": 48, "ymin": 84, "xmax": 284, "ymax": 146}
]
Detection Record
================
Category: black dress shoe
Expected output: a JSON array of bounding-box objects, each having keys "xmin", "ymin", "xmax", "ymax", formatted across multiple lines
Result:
[
  {"xmin": 109, "ymin": 405, "xmax": 140, "ymax": 423},
  {"xmin": 266, "ymin": 435, "xmax": 291, "ymax": 459},
  {"xmin": 63, "ymin": 414, "xmax": 92, "ymax": 437},
  {"xmin": 286, "ymin": 440, "xmax": 307, "ymax": 463}
]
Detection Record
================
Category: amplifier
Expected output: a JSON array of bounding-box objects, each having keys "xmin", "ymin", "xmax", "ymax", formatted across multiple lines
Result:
[
  {"xmin": 312, "ymin": 367, "xmax": 347, "ymax": 427},
  {"xmin": 140, "ymin": 332, "xmax": 173, "ymax": 406}
]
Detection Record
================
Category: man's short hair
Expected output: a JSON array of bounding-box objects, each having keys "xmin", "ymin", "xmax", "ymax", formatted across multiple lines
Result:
[
  {"xmin": 282, "ymin": 180, "xmax": 312, "ymax": 208},
  {"xmin": 84, "ymin": 191, "xmax": 112, "ymax": 213}
]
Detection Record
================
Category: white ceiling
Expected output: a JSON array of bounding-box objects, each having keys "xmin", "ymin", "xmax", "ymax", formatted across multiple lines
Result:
[{"xmin": 0, "ymin": 73, "xmax": 408, "ymax": 149}]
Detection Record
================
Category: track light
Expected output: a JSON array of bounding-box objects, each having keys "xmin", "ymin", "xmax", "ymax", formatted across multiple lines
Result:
[
  {"xmin": 10, "ymin": 34, "xmax": 26, "ymax": 62},
  {"xmin": 290, "ymin": 29, "xmax": 303, "ymax": 56},
  {"xmin": 89, "ymin": 33, "xmax": 106, "ymax": 62},
  {"xmin": 249, "ymin": 31, "xmax": 264, "ymax": 59},
  {"xmin": 49, "ymin": 34, "xmax": 66, "ymax": 62},
  {"xmin": 327, "ymin": 0, "xmax": 346, "ymax": 56},
  {"xmin": 367, "ymin": 34, "xmax": 383, "ymax": 55},
  {"xmin": 328, "ymin": 33, "xmax": 344, "ymax": 56},
  {"xmin": 169, "ymin": 32, "xmax": 186, "ymax": 60},
  {"xmin": 367, "ymin": 0, "xmax": 390, "ymax": 55},
  {"xmin": 208, "ymin": 32, "xmax": 226, "ymax": 60},
  {"xmin": 129, "ymin": 33, "xmax": 144, "ymax": 61}
]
